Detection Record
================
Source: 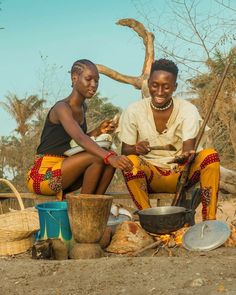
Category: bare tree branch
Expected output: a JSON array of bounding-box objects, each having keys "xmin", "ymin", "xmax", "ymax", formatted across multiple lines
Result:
[
  {"xmin": 117, "ymin": 18, "xmax": 154, "ymax": 77},
  {"xmin": 178, "ymin": 0, "xmax": 210, "ymax": 59},
  {"xmin": 95, "ymin": 64, "xmax": 142, "ymax": 89},
  {"xmin": 214, "ymin": 0, "xmax": 236, "ymax": 12},
  {"xmin": 96, "ymin": 18, "xmax": 155, "ymax": 95}
]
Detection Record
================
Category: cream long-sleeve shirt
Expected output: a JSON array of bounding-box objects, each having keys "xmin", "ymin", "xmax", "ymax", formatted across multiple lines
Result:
[{"xmin": 118, "ymin": 97, "xmax": 208, "ymax": 170}]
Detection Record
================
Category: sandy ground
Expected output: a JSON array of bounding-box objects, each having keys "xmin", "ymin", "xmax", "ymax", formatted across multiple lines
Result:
[
  {"xmin": 1, "ymin": 248, "xmax": 236, "ymax": 295},
  {"xmin": 0, "ymin": 195, "xmax": 236, "ymax": 295}
]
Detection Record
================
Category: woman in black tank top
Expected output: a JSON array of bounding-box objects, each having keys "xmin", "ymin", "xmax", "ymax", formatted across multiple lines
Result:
[{"xmin": 27, "ymin": 59, "xmax": 133, "ymax": 198}]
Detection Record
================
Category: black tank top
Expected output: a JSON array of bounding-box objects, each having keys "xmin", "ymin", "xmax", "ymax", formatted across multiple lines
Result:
[{"xmin": 37, "ymin": 104, "xmax": 87, "ymax": 156}]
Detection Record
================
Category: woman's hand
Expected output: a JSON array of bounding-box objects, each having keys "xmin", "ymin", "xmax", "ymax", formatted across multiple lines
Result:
[
  {"xmin": 87, "ymin": 119, "xmax": 118, "ymax": 138},
  {"xmin": 135, "ymin": 140, "xmax": 151, "ymax": 155},
  {"xmin": 108, "ymin": 155, "xmax": 133, "ymax": 171},
  {"xmin": 99, "ymin": 119, "xmax": 118, "ymax": 134}
]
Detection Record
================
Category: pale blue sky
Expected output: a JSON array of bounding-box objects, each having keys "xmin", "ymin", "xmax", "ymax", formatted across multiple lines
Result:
[
  {"xmin": 0, "ymin": 0, "xmax": 235, "ymax": 136},
  {"xmin": 0, "ymin": 0, "xmax": 154, "ymax": 136}
]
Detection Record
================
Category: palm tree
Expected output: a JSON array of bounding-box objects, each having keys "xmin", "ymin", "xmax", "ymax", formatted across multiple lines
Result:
[
  {"xmin": 0, "ymin": 94, "xmax": 46, "ymax": 191},
  {"xmin": 0, "ymin": 93, "xmax": 46, "ymax": 137}
]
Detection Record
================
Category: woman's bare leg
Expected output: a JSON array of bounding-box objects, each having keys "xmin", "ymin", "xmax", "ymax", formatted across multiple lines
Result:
[
  {"xmin": 63, "ymin": 164, "xmax": 115, "ymax": 195},
  {"xmin": 80, "ymin": 162, "xmax": 105, "ymax": 194},
  {"xmin": 95, "ymin": 165, "xmax": 116, "ymax": 194},
  {"xmin": 61, "ymin": 152, "xmax": 106, "ymax": 194}
]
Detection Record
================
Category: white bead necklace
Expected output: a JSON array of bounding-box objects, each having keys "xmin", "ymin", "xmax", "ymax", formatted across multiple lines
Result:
[{"xmin": 150, "ymin": 99, "xmax": 173, "ymax": 111}]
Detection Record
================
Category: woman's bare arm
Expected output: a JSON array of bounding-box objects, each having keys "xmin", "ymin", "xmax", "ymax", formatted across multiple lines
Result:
[{"xmin": 53, "ymin": 103, "xmax": 133, "ymax": 170}]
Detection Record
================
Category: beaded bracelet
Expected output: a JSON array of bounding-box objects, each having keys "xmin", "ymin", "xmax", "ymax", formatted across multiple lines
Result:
[{"xmin": 103, "ymin": 151, "xmax": 117, "ymax": 165}]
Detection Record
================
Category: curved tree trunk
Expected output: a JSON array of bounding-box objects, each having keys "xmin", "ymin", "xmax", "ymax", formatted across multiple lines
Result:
[{"xmin": 96, "ymin": 18, "xmax": 154, "ymax": 98}]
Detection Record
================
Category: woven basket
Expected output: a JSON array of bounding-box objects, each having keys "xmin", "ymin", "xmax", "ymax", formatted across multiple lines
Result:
[
  {"xmin": 0, "ymin": 178, "xmax": 40, "ymax": 255},
  {"xmin": 0, "ymin": 236, "xmax": 35, "ymax": 256},
  {"xmin": 0, "ymin": 209, "xmax": 40, "ymax": 242}
]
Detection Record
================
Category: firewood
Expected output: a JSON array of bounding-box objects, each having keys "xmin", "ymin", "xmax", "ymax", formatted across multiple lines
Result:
[{"xmin": 131, "ymin": 240, "xmax": 163, "ymax": 256}]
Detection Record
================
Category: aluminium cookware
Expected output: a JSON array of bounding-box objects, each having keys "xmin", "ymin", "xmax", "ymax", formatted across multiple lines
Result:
[{"xmin": 137, "ymin": 206, "xmax": 192, "ymax": 234}]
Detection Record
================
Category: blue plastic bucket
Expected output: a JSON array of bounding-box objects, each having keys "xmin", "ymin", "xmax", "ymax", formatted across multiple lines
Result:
[{"xmin": 36, "ymin": 202, "xmax": 72, "ymax": 245}]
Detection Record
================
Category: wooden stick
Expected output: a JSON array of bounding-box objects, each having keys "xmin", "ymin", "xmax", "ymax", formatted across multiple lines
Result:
[
  {"xmin": 131, "ymin": 240, "xmax": 163, "ymax": 256},
  {"xmin": 172, "ymin": 60, "xmax": 231, "ymax": 207},
  {"xmin": 150, "ymin": 144, "xmax": 177, "ymax": 151}
]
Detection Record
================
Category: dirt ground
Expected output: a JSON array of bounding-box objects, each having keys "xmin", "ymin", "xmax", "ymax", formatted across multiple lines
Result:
[{"xmin": 0, "ymin": 195, "xmax": 236, "ymax": 295}]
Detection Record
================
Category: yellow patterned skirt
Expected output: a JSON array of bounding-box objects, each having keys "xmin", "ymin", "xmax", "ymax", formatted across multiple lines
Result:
[{"xmin": 27, "ymin": 154, "xmax": 66, "ymax": 200}]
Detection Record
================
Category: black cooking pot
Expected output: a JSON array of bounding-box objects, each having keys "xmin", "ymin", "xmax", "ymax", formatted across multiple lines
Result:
[{"xmin": 137, "ymin": 206, "xmax": 192, "ymax": 234}]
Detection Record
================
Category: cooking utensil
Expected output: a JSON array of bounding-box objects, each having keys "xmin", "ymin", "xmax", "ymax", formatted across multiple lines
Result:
[
  {"xmin": 182, "ymin": 220, "xmax": 230, "ymax": 251},
  {"xmin": 149, "ymin": 144, "xmax": 176, "ymax": 151},
  {"xmin": 137, "ymin": 206, "xmax": 192, "ymax": 234}
]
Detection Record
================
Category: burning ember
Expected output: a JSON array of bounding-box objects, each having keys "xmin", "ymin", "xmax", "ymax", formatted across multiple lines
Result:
[{"xmin": 153, "ymin": 225, "xmax": 189, "ymax": 248}]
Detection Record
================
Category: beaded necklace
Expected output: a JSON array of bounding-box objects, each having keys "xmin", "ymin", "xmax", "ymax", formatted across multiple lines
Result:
[{"xmin": 150, "ymin": 99, "xmax": 173, "ymax": 111}]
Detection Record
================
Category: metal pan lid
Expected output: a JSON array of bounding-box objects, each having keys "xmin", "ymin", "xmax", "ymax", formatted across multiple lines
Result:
[{"xmin": 182, "ymin": 220, "xmax": 230, "ymax": 251}]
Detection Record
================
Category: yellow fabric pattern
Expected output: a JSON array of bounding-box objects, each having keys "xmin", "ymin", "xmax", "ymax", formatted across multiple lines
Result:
[
  {"xmin": 123, "ymin": 149, "xmax": 220, "ymax": 220},
  {"xmin": 27, "ymin": 155, "xmax": 65, "ymax": 200}
]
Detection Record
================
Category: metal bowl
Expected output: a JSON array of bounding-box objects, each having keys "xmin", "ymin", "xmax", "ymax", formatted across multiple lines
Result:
[{"xmin": 137, "ymin": 206, "xmax": 191, "ymax": 234}]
